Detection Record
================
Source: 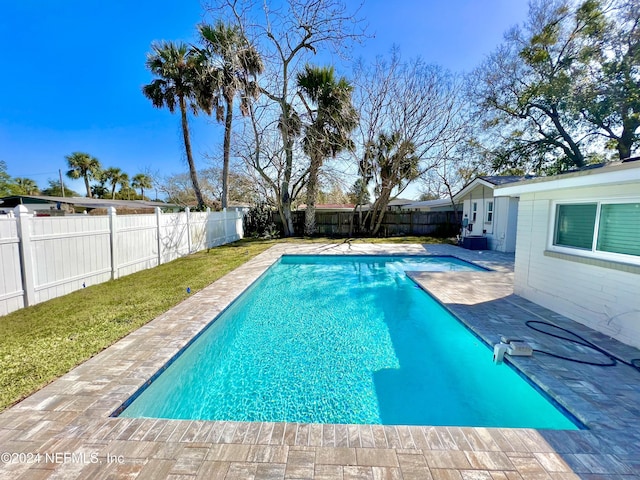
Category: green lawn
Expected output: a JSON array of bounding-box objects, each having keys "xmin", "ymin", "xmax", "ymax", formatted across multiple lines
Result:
[{"xmin": 0, "ymin": 236, "xmax": 448, "ymax": 411}]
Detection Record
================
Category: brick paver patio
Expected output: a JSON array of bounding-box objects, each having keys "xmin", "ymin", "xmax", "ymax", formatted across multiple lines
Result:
[{"xmin": 0, "ymin": 243, "xmax": 638, "ymax": 479}]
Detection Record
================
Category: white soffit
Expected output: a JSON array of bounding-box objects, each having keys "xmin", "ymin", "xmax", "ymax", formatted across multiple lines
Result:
[{"xmin": 496, "ymin": 162, "xmax": 640, "ymax": 196}]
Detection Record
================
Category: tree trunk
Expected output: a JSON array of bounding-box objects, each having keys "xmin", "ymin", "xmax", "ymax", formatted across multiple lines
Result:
[
  {"xmin": 281, "ymin": 193, "xmax": 294, "ymax": 236},
  {"xmin": 618, "ymin": 116, "xmax": 639, "ymax": 160},
  {"xmin": 84, "ymin": 176, "xmax": 92, "ymax": 198},
  {"xmin": 550, "ymin": 106, "xmax": 584, "ymax": 168},
  {"xmin": 180, "ymin": 95, "xmax": 205, "ymax": 209},
  {"xmin": 348, "ymin": 204, "xmax": 357, "ymax": 237},
  {"xmin": 304, "ymin": 203, "xmax": 317, "ymax": 236},
  {"xmin": 222, "ymin": 95, "xmax": 234, "ymax": 209},
  {"xmin": 304, "ymin": 151, "xmax": 321, "ymax": 236},
  {"xmin": 371, "ymin": 188, "xmax": 392, "ymax": 236},
  {"xmin": 617, "ymin": 140, "xmax": 631, "ymax": 161},
  {"xmin": 279, "ymin": 103, "xmax": 296, "ymax": 237}
]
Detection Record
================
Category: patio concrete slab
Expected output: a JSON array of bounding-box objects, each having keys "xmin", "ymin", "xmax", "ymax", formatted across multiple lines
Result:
[{"xmin": 0, "ymin": 243, "xmax": 639, "ymax": 479}]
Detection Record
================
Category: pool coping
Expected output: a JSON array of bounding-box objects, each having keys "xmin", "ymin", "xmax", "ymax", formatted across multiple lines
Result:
[{"xmin": 1, "ymin": 242, "xmax": 639, "ymax": 479}]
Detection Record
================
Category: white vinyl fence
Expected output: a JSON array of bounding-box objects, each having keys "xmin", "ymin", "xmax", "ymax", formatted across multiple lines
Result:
[{"xmin": 0, "ymin": 206, "xmax": 244, "ymax": 315}]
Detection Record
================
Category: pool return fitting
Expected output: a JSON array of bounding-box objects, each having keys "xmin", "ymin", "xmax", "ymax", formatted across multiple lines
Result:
[{"xmin": 493, "ymin": 336, "xmax": 533, "ymax": 364}]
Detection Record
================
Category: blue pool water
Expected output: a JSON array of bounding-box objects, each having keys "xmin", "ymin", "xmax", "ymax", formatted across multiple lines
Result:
[{"xmin": 119, "ymin": 255, "xmax": 579, "ymax": 429}]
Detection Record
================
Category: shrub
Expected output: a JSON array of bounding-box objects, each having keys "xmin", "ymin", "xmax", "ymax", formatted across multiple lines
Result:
[{"xmin": 244, "ymin": 203, "xmax": 280, "ymax": 239}]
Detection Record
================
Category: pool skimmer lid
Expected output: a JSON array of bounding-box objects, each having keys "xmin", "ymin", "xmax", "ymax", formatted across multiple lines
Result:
[{"xmin": 493, "ymin": 337, "xmax": 533, "ymax": 364}]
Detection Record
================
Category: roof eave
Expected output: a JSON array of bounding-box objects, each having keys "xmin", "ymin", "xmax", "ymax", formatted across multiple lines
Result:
[
  {"xmin": 497, "ymin": 162, "xmax": 640, "ymax": 196},
  {"xmin": 452, "ymin": 178, "xmax": 496, "ymax": 202}
]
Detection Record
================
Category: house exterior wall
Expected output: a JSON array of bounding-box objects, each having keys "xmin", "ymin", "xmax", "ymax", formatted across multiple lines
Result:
[
  {"xmin": 461, "ymin": 184, "xmax": 493, "ymax": 235},
  {"xmin": 9, "ymin": 201, "xmax": 66, "ymax": 214},
  {"xmin": 513, "ymin": 183, "xmax": 640, "ymax": 349},
  {"xmin": 500, "ymin": 197, "xmax": 519, "ymax": 253},
  {"xmin": 460, "ymin": 185, "xmax": 517, "ymax": 252}
]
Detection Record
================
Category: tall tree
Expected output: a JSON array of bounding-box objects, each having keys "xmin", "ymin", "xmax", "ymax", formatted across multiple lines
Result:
[
  {"xmin": 317, "ymin": 181, "xmax": 350, "ymax": 205},
  {"xmin": 41, "ymin": 179, "xmax": 80, "ymax": 197},
  {"xmin": 468, "ymin": 0, "xmax": 614, "ymax": 171},
  {"xmin": 195, "ymin": 21, "xmax": 263, "ymax": 209},
  {"xmin": 158, "ymin": 172, "xmax": 203, "ymax": 206},
  {"xmin": 117, "ymin": 183, "xmax": 136, "ymax": 200},
  {"xmin": 65, "ymin": 152, "xmax": 101, "ymax": 197},
  {"xmin": 576, "ymin": 0, "xmax": 640, "ymax": 159},
  {"xmin": 159, "ymin": 167, "xmax": 262, "ymax": 207},
  {"xmin": 418, "ymin": 135, "xmax": 491, "ymax": 205},
  {"xmin": 207, "ymin": 0, "xmax": 365, "ymax": 236},
  {"xmin": 131, "ymin": 173, "xmax": 153, "ymax": 199},
  {"xmin": 104, "ymin": 167, "xmax": 129, "ymax": 199},
  {"xmin": 361, "ymin": 131, "xmax": 420, "ymax": 235},
  {"xmin": 90, "ymin": 170, "xmax": 109, "ymax": 198},
  {"xmin": 348, "ymin": 179, "xmax": 370, "ymax": 206},
  {"xmin": 143, "ymin": 41, "xmax": 206, "ymax": 209},
  {"xmin": 352, "ymin": 51, "xmax": 465, "ymax": 234},
  {"xmin": 0, "ymin": 161, "xmax": 13, "ymax": 196},
  {"xmin": 297, "ymin": 65, "xmax": 358, "ymax": 235},
  {"xmin": 12, "ymin": 177, "xmax": 40, "ymax": 195}
]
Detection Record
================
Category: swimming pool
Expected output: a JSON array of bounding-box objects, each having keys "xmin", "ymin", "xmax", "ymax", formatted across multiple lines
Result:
[{"xmin": 118, "ymin": 255, "xmax": 579, "ymax": 429}]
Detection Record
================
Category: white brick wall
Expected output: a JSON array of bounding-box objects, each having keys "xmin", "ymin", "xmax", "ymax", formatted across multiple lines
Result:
[{"xmin": 513, "ymin": 184, "xmax": 640, "ymax": 348}]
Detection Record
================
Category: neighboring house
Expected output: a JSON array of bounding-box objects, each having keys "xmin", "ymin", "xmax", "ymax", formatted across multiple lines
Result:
[
  {"xmin": 0, "ymin": 195, "xmax": 179, "ymax": 215},
  {"xmin": 385, "ymin": 198, "xmax": 414, "ymax": 210},
  {"xmin": 297, "ymin": 200, "xmax": 420, "ymax": 213},
  {"xmin": 225, "ymin": 201, "xmax": 251, "ymax": 214},
  {"xmin": 453, "ymin": 176, "xmax": 532, "ymax": 252},
  {"xmin": 497, "ymin": 158, "xmax": 640, "ymax": 349},
  {"xmin": 400, "ymin": 198, "xmax": 460, "ymax": 212}
]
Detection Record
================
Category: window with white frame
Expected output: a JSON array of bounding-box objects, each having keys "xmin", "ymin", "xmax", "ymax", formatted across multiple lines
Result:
[
  {"xmin": 486, "ymin": 201, "xmax": 493, "ymax": 223},
  {"xmin": 472, "ymin": 202, "xmax": 477, "ymax": 222},
  {"xmin": 552, "ymin": 201, "xmax": 640, "ymax": 259}
]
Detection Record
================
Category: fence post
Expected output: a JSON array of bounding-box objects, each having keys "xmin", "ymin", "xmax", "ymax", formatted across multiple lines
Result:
[
  {"xmin": 155, "ymin": 207, "xmax": 162, "ymax": 266},
  {"xmin": 185, "ymin": 207, "xmax": 191, "ymax": 253},
  {"xmin": 223, "ymin": 208, "xmax": 228, "ymax": 243},
  {"xmin": 237, "ymin": 210, "xmax": 243, "ymax": 239},
  {"xmin": 15, "ymin": 205, "xmax": 36, "ymax": 307},
  {"xmin": 108, "ymin": 207, "xmax": 118, "ymax": 280},
  {"xmin": 205, "ymin": 207, "xmax": 211, "ymax": 249}
]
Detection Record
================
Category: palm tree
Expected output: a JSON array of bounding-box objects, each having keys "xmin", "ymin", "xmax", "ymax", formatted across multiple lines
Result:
[
  {"xmin": 90, "ymin": 170, "xmax": 109, "ymax": 198},
  {"xmin": 363, "ymin": 131, "xmax": 420, "ymax": 235},
  {"xmin": 297, "ymin": 65, "xmax": 358, "ymax": 236},
  {"xmin": 118, "ymin": 183, "xmax": 136, "ymax": 200},
  {"xmin": 13, "ymin": 177, "xmax": 40, "ymax": 195},
  {"xmin": 131, "ymin": 173, "xmax": 153, "ymax": 199},
  {"xmin": 104, "ymin": 167, "xmax": 129, "ymax": 199},
  {"xmin": 142, "ymin": 41, "xmax": 206, "ymax": 209},
  {"xmin": 195, "ymin": 21, "xmax": 264, "ymax": 209},
  {"xmin": 65, "ymin": 152, "xmax": 101, "ymax": 197}
]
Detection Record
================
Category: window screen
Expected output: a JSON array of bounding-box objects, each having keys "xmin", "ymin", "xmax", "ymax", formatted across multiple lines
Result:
[
  {"xmin": 596, "ymin": 203, "xmax": 640, "ymax": 257},
  {"xmin": 554, "ymin": 204, "xmax": 597, "ymax": 249}
]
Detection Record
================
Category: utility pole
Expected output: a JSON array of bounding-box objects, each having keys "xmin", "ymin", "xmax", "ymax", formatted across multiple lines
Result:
[{"xmin": 59, "ymin": 169, "xmax": 66, "ymax": 197}]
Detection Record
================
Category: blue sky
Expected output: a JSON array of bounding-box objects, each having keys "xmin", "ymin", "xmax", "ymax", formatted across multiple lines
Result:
[{"xmin": 0, "ymin": 0, "xmax": 528, "ymax": 198}]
